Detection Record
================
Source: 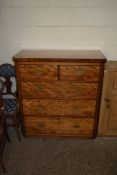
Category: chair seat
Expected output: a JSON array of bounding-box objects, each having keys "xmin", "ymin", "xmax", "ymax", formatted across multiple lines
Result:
[{"xmin": 4, "ymin": 99, "xmax": 17, "ymax": 113}]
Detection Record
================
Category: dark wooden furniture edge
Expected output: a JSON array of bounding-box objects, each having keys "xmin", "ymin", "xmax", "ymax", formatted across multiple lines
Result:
[{"xmin": 13, "ymin": 50, "xmax": 106, "ymax": 63}]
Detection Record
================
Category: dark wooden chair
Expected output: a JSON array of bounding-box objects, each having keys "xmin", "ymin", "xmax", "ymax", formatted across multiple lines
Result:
[
  {"xmin": 0, "ymin": 79, "xmax": 10, "ymax": 172},
  {"xmin": 0, "ymin": 64, "xmax": 21, "ymax": 141}
]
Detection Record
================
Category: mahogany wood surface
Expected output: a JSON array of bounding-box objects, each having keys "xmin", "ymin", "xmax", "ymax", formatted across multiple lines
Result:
[
  {"xmin": 24, "ymin": 117, "xmax": 95, "ymax": 136},
  {"xmin": 23, "ymin": 99, "xmax": 96, "ymax": 117},
  {"xmin": 13, "ymin": 50, "xmax": 106, "ymax": 61},
  {"xmin": 20, "ymin": 82, "xmax": 98, "ymax": 99},
  {"xmin": 13, "ymin": 50, "xmax": 106, "ymax": 138},
  {"xmin": 60, "ymin": 65, "xmax": 100, "ymax": 82},
  {"xmin": 19, "ymin": 64, "xmax": 58, "ymax": 81}
]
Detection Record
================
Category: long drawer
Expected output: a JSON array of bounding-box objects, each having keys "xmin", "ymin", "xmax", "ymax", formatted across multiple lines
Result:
[
  {"xmin": 21, "ymin": 82, "xmax": 98, "ymax": 99},
  {"xmin": 22, "ymin": 99, "xmax": 96, "ymax": 117},
  {"xmin": 24, "ymin": 117, "xmax": 95, "ymax": 137}
]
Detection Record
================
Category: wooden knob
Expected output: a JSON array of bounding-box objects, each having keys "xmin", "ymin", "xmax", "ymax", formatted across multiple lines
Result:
[
  {"xmin": 37, "ymin": 86, "xmax": 43, "ymax": 92},
  {"xmin": 76, "ymin": 69, "xmax": 83, "ymax": 76},
  {"xmin": 38, "ymin": 123, "xmax": 44, "ymax": 128},
  {"xmin": 104, "ymin": 98, "xmax": 110, "ymax": 102},
  {"xmin": 106, "ymin": 104, "xmax": 110, "ymax": 109},
  {"xmin": 73, "ymin": 125, "xmax": 80, "ymax": 128}
]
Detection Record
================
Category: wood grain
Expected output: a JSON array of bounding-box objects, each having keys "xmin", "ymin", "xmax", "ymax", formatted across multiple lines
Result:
[
  {"xmin": 25, "ymin": 116, "xmax": 95, "ymax": 136},
  {"xmin": 60, "ymin": 65, "xmax": 100, "ymax": 82},
  {"xmin": 98, "ymin": 63, "xmax": 117, "ymax": 136},
  {"xmin": 19, "ymin": 64, "xmax": 58, "ymax": 80},
  {"xmin": 23, "ymin": 99, "xmax": 96, "ymax": 117},
  {"xmin": 13, "ymin": 50, "xmax": 106, "ymax": 138},
  {"xmin": 21, "ymin": 81, "xmax": 98, "ymax": 99},
  {"xmin": 13, "ymin": 50, "xmax": 106, "ymax": 61}
]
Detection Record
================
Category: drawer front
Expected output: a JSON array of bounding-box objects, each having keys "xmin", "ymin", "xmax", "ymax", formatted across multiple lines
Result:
[
  {"xmin": 21, "ymin": 82, "xmax": 98, "ymax": 99},
  {"xmin": 19, "ymin": 64, "xmax": 58, "ymax": 80},
  {"xmin": 23, "ymin": 99, "xmax": 96, "ymax": 117},
  {"xmin": 25, "ymin": 117, "xmax": 95, "ymax": 136},
  {"xmin": 60, "ymin": 65, "xmax": 100, "ymax": 82}
]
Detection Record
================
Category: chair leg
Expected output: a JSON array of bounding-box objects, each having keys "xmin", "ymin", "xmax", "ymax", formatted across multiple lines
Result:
[
  {"xmin": 6, "ymin": 128, "xmax": 11, "ymax": 143},
  {"xmin": 0, "ymin": 156, "xmax": 6, "ymax": 173},
  {"xmin": 12, "ymin": 115, "xmax": 21, "ymax": 141}
]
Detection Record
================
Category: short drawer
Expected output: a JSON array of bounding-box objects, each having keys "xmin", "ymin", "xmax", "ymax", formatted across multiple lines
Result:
[
  {"xmin": 60, "ymin": 65, "xmax": 100, "ymax": 82},
  {"xmin": 21, "ymin": 81, "xmax": 98, "ymax": 99},
  {"xmin": 18, "ymin": 64, "xmax": 58, "ymax": 81},
  {"xmin": 24, "ymin": 117, "xmax": 95, "ymax": 136},
  {"xmin": 22, "ymin": 99, "xmax": 96, "ymax": 117}
]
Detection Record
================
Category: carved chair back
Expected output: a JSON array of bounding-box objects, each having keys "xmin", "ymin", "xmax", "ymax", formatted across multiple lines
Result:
[
  {"xmin": 0, "ymin": 64, "xmax": 16, "ymax": 97},
  {"xmin": 0, "ymin": 79, "xmax": 4, "ymax": 137},
  {"xmin": 0, "ymin": 79, "xmax": 4, "ymax": 110}
]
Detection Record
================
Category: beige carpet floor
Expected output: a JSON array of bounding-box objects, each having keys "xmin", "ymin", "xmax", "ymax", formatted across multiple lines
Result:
[{"xmin": 0, "ymin": 129, "xmax": 117, "ymax": 175}]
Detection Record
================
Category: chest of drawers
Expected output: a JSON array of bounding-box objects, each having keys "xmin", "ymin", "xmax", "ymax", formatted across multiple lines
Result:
[{"xmin": 13, "ymin": 50, "xmax": 106, "ymax": 138}]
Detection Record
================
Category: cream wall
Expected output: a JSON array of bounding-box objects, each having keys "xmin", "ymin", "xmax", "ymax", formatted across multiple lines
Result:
[{"xmin": 0, "ymin": 0, "xmax": 117, "ymax": 63}]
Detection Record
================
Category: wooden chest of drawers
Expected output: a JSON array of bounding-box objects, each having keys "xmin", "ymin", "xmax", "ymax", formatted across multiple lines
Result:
[{"xmin": 13, "ymin": 50, "xmax": 106, "ymax": 138}]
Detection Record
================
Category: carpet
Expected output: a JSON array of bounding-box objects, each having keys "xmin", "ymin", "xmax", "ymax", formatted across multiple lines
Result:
[{"xmin": 0, "ymin": 129, "xmax": 117, "ymax": 175}]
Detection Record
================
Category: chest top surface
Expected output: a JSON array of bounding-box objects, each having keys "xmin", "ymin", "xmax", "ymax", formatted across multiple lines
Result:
[{"xmin": 13, "ymin": 50, "xmax": 106, "ymax": 63}]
